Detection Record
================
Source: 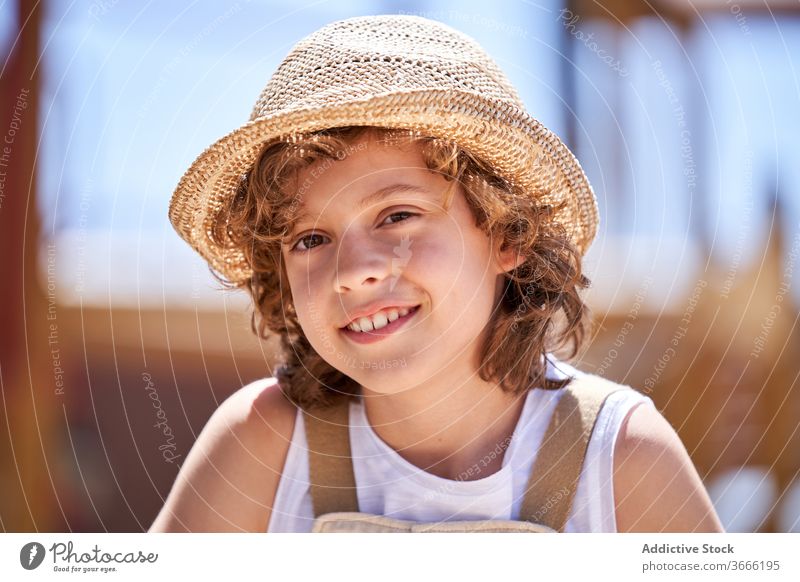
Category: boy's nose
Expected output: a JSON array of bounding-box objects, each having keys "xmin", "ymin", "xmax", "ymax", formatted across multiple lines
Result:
[{"xmin": 333, "ymin": 235, "xmax": 400, "ymax": 292}]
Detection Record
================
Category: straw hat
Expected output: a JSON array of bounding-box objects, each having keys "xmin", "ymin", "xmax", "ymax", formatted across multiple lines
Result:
[{"xmin": 168, "ymin": 14, "xmax": 599, "ymax": 282}]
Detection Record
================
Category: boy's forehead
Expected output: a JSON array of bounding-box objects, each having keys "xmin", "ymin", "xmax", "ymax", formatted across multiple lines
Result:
[{"xmin": 282, "ymin": 134, "xmax": 457, "ymax": 234}]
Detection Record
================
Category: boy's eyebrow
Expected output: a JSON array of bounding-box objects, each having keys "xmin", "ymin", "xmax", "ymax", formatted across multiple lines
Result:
[
  {"xmin": 357, "ymin": 183, "xmax": 431, "ymax": 211},
  {"xmin": 289, "ymin": 183, "xmax": 432, "ymax": 228}
]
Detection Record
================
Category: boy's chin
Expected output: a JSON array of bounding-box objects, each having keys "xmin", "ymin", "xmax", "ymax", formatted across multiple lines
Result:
[
  {"xmin": 359, "ymin": 384, "xmax": 420, "ymax": 398},
  {"xmin": 351, "ymin": 370, "xmax": 419, "ymax": 396}
]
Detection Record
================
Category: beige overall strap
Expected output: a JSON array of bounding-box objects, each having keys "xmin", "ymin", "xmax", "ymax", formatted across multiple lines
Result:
[
  {"xmin": 519, "ymin": 374, "xmax": 628, "ymax": 532},
  {"xmin": 303, "ymin": 396, "xmax": 360, "ymax": 517}
]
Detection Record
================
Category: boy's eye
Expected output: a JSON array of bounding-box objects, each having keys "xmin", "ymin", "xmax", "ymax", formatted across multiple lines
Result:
[
  {"xmin": 292, "ymin": 233, "xmax": 326, "ymax": 252},
  {"xmin": 388, "ymin": 210, "xmax": 420, "ymax": 225},
  {"xmin": 290, "ymin": 211, "xmax": 417, "ymax": 253}
]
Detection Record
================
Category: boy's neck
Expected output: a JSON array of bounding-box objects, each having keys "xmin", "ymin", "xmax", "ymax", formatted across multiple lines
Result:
[{"xmin": 359, "ymin": 378, "xmax": 529, "ymax": 482}]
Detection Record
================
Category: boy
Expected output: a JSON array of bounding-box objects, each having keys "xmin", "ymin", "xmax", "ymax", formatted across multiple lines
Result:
[{"xmin": 151, "ymin": 15, "xmax": 723, "ymax": 533}]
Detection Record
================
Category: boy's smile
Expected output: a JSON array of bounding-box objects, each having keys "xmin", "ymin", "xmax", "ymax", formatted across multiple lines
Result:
[
  {"xmin": 339, "ymin": 304, "xmax": 422, "ymax": 344},
  {"xmin": 281, "ymin": 131, "xmax": 522, "ymax": 396}
]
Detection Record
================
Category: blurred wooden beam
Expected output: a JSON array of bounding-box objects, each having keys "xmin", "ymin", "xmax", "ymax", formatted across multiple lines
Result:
[
  {"xmin": 570, "ymin": 0, "xmax": 693, "ymax": 28},
  {"xmin": 661, "ymin": 0, "xmax": 800, "ymax": 12},
  {"xmin": 572, "ymin": 0, "xmax": 799, "ymax": 27},
  {"xmin": 0, "ymin": 0, "xmax": 64, "ymax": 532}
]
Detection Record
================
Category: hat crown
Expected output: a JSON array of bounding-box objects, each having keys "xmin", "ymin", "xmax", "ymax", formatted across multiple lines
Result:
[{"xmin": 250, "ymin": 14, "xmax": 525, "ymax": 121}]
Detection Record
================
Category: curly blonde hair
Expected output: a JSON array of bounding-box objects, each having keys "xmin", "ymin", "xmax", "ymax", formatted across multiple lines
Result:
[{"xmin": 210, "ymin": 125, "xmax": 594, "ymax": 409}]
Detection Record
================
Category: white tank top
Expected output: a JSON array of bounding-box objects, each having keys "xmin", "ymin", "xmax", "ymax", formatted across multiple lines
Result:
[{"xmin": 267, "ymin": 356, "xmax": 655, "ymax": 532}]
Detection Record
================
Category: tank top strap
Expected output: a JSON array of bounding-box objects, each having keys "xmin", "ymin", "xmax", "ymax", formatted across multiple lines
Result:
[
  {"xmin": 303, "ymin": 396, "xmax": 359, "ymax": 517},
  {"xmin": 519, "ymin": 373, "xmax": 630, "ymax": 531}
]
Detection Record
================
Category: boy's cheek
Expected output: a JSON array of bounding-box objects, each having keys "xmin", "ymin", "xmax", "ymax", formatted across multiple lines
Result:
[{"xmin": 422, "ymin": 244, "xmax": 489, "ymax": 286}]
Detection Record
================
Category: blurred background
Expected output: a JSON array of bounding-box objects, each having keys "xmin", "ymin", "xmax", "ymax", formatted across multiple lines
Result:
[{"xmin": 1, "ymin": 0, "xmax": 798, "ymax": 533}]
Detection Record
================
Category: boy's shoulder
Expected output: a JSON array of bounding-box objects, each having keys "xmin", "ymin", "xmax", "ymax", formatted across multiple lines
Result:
[
  {"xmin": 218, "ymin": 376, "xmax": 298, "ymax": 447},
  {"xmin": 548, "ymin": 362, "xmax": 723, "ymax": 531},
  {"xmin": 611, "ymin": 389, "xmax": 724, "ymax": 532},
  {"xmin": 148, "ymin": 377, "xmax": 298, "ymax": 532}
]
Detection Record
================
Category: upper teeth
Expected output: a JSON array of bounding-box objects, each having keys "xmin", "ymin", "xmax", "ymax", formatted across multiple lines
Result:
[{"xmin": 346, "ymin": 306, "xmax": 413, "ymax": 332}]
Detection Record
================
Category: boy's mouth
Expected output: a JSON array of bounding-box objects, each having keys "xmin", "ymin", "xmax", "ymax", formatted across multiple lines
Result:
[
  {"xmin": 339, "ymin": 305, "xmax": 421, "ymax": 344},
  {"xmin": 339, "ymin": 304, "xmax": 421, "ymax": 332}
]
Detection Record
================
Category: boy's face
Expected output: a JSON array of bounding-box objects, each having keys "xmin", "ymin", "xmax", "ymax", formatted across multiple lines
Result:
[{"xmin": 280, "ymin": 133, "xmax": 522, "ymax": 394}]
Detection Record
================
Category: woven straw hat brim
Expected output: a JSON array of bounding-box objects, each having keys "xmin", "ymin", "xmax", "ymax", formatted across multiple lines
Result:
[{"xmin": 169, "ymin": 87, "xmax": 598, "ymax": 283}]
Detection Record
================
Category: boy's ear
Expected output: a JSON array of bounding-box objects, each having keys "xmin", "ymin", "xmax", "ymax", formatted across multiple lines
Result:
[{"xmin": 494, "ymin": 238, "xmax": 526, "ymax": 274}]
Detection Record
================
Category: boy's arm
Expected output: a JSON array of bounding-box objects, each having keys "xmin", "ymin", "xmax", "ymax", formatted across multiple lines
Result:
[
  {"xmin": 613, "ymin": 401, "xmax": 725, "ymax": 533},
  {"xmin": 148, "ymin": 378, "xmax": 296, "ymax": 532}
]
